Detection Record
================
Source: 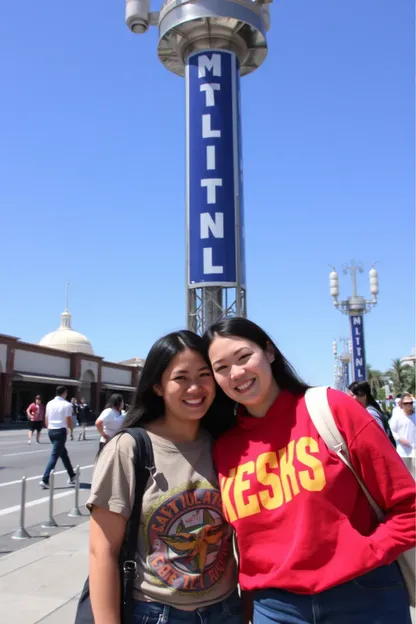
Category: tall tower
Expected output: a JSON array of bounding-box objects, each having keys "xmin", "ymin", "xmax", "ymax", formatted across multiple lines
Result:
[
  {"xmin": 126, "ymin": 0, "xmax": 271, "ymax": 333},
  {"xmin": 332, "ymin": 337, "xmax": 351, "ymax": 392},
  {"xmin": 329, "ymin": 261, "xmax": 379, "ymax": 382}
]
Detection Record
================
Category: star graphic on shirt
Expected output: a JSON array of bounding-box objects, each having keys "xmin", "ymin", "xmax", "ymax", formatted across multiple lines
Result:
[{"xmin": 159, "ymin": 510, "xmax": 227, "ymax": 573}]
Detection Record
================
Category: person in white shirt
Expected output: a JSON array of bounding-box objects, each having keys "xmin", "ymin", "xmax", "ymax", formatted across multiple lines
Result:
[
  {"xmin": 389, "ymin": 392, "xmax": 416, "ymax": 478},
  {"xmin": 95, "ymin": 393, "xmax": 125, "ymax": 451},
  {"xmin": 391, "ymin": 396, "xmax": 403, "ymax": 421},
  {"xmin": 40, "ymin": 386, "xmax": 76, "ymax": 489}
]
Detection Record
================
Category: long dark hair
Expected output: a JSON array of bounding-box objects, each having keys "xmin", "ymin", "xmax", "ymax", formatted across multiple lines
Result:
[
  {"xmin": 105, "ymin": 393, "xmax": 124, "ymax": 411},
  {"xmin": 348, "ymin": 381, "xmax": 396, "ymax": 447},
  {"xmin": 123, "ymin": 330, "xmax": 224, "ymax": 438},
  {"xmin": 203, "ymin": 317, "xmax": 309, "ymax": 429},
  {"xmin": 348, "ymin": 381, "xmax": 381, "ymax": 414}
]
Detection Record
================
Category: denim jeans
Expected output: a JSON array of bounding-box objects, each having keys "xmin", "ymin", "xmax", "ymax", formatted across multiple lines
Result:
[
  {"xmin": 253, "ymin": 563, "xmax": 411, "ymax": 624},
  {"xmin": 42, "ymin": 428, "xmax": 75, "ymax": 484},
  {"xmin": 132, "ymin": 589, "xmax": 244, "ymax": 624}
]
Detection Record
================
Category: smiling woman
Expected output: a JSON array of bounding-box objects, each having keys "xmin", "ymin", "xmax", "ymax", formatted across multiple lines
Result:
[
  {"xmin": 203, "ymin": 318, "xmax": 415, "ymax": 624},
  {"xmin": 85, "ymin": 329, "xmax": 245, "ymax": 624},
  {"xmin": 205, "ymin": 317, "xmax": 309, "ymax": 425}
]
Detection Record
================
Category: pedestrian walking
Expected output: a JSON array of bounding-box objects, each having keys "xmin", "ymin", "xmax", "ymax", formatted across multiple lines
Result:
[
  {"xmin": 40, "ymin": 386, "xmax": 76, "ymax": 490},
  {"xmin": 26, "ymin": 395, "xmax": 45, "ymax": 445},
  {"xmin": 203, "ymin": 317, "xmax": 415, "ymax": 624},
  {"xmin": 69, "ymin": 397, "xmax": 79, "ymax": 440},
  {"xmin": 95, "ymin": 394, "xmax": 125, "ymax": 451},
  {"xmin": 77, "ymin": 397, "xmax": 90, "ymax": 441}
]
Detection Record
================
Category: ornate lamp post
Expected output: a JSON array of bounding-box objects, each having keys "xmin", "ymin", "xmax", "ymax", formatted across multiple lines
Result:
[{"xmin": 329, "ymin": 261, "xmax": 379, "ymax": 382}]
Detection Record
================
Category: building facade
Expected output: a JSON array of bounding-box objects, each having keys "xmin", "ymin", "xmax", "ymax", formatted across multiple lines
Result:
[{"xmin": 0, "ymin": 308, "xmax": 143, "ymax": 423}]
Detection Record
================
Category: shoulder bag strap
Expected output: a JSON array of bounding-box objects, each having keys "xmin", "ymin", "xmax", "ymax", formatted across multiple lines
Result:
[
  {"xmin": 119, "ymin": 427, "xmax": 155, "ymax": 621},
  {"xmin": 305, "ymin": 386, "xmax": 384, "ymax": 523}
]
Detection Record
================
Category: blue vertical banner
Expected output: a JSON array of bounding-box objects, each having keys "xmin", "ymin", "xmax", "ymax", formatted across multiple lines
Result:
[
  {"xmin": 235, "ymin": 64, "xmax": 246, "ymax": 288},
  {"xmin": 186, "ymin": 50, "xmax": 245, "ymax": 286},
  {"xmin": 350, "ymin": 315, "xmax": 367, "ymax": 381}
]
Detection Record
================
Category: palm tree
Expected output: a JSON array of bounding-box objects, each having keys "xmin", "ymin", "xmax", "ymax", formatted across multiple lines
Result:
[
  {"xmin": 403, "ymin": 366, "xmax": 416, "ymax": 395},
  {"xmin": 366, "ymin": 364, "xmax": 385, "ymax": 397},
  {"xmin": 387, "ymin": 358, "xmax": 408, "ymax": 395}
]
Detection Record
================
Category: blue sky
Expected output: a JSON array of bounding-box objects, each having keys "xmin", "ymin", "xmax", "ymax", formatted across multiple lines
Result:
[{"xmin": 0, "ymin": 0, "xmax": 414, "ymax": 385}]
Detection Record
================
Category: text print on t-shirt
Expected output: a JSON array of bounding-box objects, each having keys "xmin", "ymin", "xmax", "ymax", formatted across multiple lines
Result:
[
  {"xmin": 145, "ymin": 482, "xmax": 232, "ymax": 593},
  {"xmin": 221, "ymin": 437, "xmax": 327, "ymax": 521}
]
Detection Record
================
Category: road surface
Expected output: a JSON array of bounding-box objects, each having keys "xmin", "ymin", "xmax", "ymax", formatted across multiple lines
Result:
[{"xmin": 0, "ymin": 427, "xmax": 100, "ymax": 555}]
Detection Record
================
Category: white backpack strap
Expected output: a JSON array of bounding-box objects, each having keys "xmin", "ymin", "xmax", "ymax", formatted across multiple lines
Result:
[
  {"xmin": 304, "ymin": 386, "xmax": 384, "ymax": 523},
  {"xmin": 304, "ymin": 386, "xmax": 347, "ymax": 456}
]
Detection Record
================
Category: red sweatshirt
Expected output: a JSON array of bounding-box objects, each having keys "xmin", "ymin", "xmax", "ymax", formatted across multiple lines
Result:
[{"xmin": 213, "ymin": 388, "xmax": 415, "ymax": 594}]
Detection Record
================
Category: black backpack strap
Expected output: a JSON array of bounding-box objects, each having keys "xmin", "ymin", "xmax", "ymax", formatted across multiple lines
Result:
[
  {"xmin": 118, "ymin": 427, "xmax": 154, "ymax": 621},
  {"xmin": 75, "ymin": 427, "xmax": 154, "ymax": 624}
]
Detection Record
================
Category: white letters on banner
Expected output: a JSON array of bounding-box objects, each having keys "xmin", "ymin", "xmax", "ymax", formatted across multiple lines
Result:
[
  {"xmin": 197, "ymin": 53, "xmax": 224, "ymax": 276},
  {"xmin": 200, "ymin": 213, "xmax": 224, "ymax": 239},
  {"xmin": 198, "ymin": 54, "xmax": 222, "ymax": 78}
]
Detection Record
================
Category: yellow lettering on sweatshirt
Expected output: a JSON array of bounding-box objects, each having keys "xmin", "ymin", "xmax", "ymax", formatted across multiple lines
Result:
[
  {"xmin": 296, "ymin": 437, "xmax": 326, "ymax": 492},
  {"xmin": 278, "ymin": 440, "xmax": 300, "ymax": 502},
  {"xmin": 256, "ymin": 451, "xmax": 284, "ymax": 510},
  {"xmin": 234, "ymin": 461, "xmax": 261, "ymax": 518},
  {"xmin": 219, "ymin": 437, "xmax": 327, "ymax": 521}
]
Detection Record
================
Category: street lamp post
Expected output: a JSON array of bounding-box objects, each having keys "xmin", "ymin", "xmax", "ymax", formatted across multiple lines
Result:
[
  {"xmin": 329, "ymin": 261, "xmax": 379, "ymax": 382},
  {"xmin": 125, "ymin": 0, "xmax": 271, "ymax": 333},
  {"xmin": 332, "ymin": 337, "xmax": 351, "ymax": 391}
]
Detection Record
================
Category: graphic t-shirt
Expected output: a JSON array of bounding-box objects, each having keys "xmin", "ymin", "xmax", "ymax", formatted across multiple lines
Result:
[
  {"xmin": 213, "ymin": 389, "xmax": 416, "ymax": 595},
  {"xmin": 87, "ymin": 429, "xmax": 237, "ymax": 608}
]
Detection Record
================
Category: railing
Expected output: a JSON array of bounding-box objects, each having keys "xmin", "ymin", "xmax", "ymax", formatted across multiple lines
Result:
[{"xmin": 12, "ymin": 465, "xmax": 83, "ymax": 540}]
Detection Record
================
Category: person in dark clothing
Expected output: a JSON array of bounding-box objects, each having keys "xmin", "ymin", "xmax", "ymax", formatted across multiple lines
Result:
[
  {"xmin": 348, "ymin": 381, "xmax": 396, "ymax": 447},
  {"xmin": 78, "ymin": 398, "xmax": 91, "ymax": 441}
]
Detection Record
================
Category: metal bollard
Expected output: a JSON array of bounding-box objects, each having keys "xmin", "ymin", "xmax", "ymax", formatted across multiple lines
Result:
[
  {"xmin": 11, "ymin": 477, "xmax": 31, "ymax": 540},
  {"xmin": 68, "ymin": 465, "xmax": 82, "ymax": 517},
  {"xmin": 41, "ymin": 470, "xmax": 58, "ymax": 528}
]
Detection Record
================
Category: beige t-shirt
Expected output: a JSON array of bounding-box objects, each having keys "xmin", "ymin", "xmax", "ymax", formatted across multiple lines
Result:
[{"xmin": 87, "ymin": 429, "xmax": 238, "ymax": 609}]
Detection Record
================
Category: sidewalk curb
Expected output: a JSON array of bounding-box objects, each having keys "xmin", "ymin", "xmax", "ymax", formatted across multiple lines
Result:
[
  {"xmin": 0, "ymin": 521, "xmax": 89, "ymax": 577},
  {"xmin": 0, "ymin": 522, "xmax": 89, "ymax": 624}
]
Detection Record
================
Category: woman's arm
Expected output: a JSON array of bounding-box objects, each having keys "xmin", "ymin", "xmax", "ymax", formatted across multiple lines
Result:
[
  {"xmin": 95, "ymin": 418, "xmax": 110, "ymax": 441},
  {"xmin": 89, "ymin": 506, "xmax": 127, "ymax": 624}
]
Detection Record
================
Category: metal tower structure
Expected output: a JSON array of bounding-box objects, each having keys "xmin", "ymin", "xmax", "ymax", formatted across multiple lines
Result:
[
  {"xmin": 125, "ymin": 0, "xmax": 271, "ymax": 333},
  {"xmin": 332, "ymin": 337, "xmax": 351, "ymax": 392},
  {"xmin": 329, "ymin": 261, "xmax": 379, "ymax": 382}
]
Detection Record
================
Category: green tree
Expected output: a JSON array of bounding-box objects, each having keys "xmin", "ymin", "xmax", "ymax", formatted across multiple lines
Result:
[
  {"xmin": 403, "ymin": 366, "xmax": 416, "ymax": 395},
  {"xmin": 387, "ymin": 358, "xmax": 408, "ymax": 395},
  {"xmin": 366, "ymin": 364, "xmax": 385, "ymax": 397}
]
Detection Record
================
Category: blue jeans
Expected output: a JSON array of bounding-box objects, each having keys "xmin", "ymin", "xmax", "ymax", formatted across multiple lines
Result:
[
  {"xmin": 132, "ymin": 590, "xmax": 244, "ymax": 624},
  {"xmin": 253, "ymin": 563, "xmax": 411, "ymax": 624},
  {"xmin": 42, "ymin": 428, "xmax": 75, "ymax": 484}
]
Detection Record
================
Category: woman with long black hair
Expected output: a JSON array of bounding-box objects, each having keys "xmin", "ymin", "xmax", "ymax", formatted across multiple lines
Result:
[
  {"xmin": 95, "ymin": 393, "xmax": 125, "ymax": 451},
  {"xmin": 348, "ymin": 380, "xmax": 396, "ymax": 445},
  {"xmin": 87, "ymin": 330, "xmax": 244, "ymax": 624},
  {"xmin": 203, "ymin": 317, "xmax": 415, "ymax": 624}
]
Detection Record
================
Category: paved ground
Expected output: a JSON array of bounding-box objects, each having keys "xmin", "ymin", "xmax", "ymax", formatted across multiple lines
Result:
[
  {"xmin": 0, "ymin": 521, "xmax": 88, "ymax": 624},
  {"xmin": 0, "ymin": 427, "xmax": 99, "ymax": 555}
]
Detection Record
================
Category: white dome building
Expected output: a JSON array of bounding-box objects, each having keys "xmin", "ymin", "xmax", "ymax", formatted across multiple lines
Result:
[
  {"xmin": 39, "ymin": 308, "xmax": 94, "ymax": 355},
  {"xmin": 401, "ymin": 347, "xmax": 416, "ymax": 368}
]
